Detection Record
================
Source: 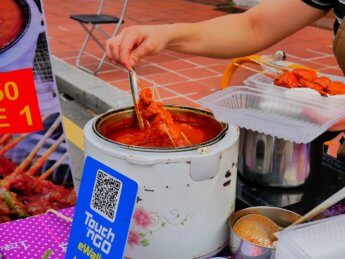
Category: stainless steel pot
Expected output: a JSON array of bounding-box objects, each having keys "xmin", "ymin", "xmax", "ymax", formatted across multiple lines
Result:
[
  {"xmin": 229, "ymin": 206, "xmax": 301, "ymax": 259},
  {"xmin": 238, "ymin": 129, "xmax": 340, "ymax": 187}
]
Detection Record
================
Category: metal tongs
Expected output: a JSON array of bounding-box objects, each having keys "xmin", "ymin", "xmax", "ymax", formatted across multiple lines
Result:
[{"xmin": 128, "ymin": 68, "xmax": 145, "ymax": 130}]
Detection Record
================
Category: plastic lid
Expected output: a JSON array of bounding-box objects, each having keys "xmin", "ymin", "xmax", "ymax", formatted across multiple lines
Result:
[
  {"xmin": 199, "ymin": 85, "xmax": 345, "ymax": 143},
  {"xmin": 275, "ymin": 215, "xmax": 345, "ymax": 259}
]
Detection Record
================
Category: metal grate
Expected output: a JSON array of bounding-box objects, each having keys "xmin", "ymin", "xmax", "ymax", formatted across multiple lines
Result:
[{"xmin": 33, "ymin": 33, "xmax": 54, "ymax": 83}]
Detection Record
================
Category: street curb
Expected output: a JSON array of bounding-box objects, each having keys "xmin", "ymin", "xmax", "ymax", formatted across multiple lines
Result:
[{"xmin": 52, "ymin": 57, "xmax": 132, "ymax": 114}]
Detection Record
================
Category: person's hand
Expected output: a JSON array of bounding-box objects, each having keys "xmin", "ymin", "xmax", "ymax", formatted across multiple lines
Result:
[
  {"xmin": 106, "ymin": 25, "xmax": 172, "ymax": 70},
  {"xmin": 329, "ymin": 117, "xmax": 345, "ymax": 131}
]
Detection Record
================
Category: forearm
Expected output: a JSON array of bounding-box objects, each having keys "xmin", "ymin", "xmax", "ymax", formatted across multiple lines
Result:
[
  {"xmin": 166, "ymin": 14, "xmax": 262, "ymax": 58},
  {"xmin": 105, "ymin": 0, "xmax": 328, "ymax": 68},
  {"xmin": 165, "ymin": 0, "xmax": 327, "ymax": 59}
]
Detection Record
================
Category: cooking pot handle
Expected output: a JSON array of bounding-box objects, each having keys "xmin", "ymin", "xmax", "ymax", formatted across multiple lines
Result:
[{"xmin": 190, "ymin": 149, "xmax": 221, "ymax": 181}]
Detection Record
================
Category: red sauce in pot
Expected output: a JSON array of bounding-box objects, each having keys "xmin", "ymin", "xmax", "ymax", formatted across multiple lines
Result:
[
  {"xmin": 0, "ymin": 0, "xmax": 24, "ymax": 49},
  {"xmin": 108, "ymin": 115, "xmax": 220, "ymax": 147},
  {"xmin": 106, "ymin": 88, "xmax": 222, "ymax": 148}
]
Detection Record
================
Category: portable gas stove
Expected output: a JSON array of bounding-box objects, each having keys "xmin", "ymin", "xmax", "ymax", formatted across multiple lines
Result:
[{"xmin": 236, "ymin": 154, "xmax": 345, "ymax": 215}]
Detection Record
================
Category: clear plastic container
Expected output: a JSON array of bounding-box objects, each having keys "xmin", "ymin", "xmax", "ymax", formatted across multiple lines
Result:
[
  {"xmin": 198, "ymin": 85, "xmax": 345, "ymax": 143},
  {"xmin": 275, "ymin": 215, "xmax": 345, "ymax": 259}
]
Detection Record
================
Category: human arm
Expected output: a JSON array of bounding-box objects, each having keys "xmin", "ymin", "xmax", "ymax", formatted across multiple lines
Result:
[{"xmin": 106, "ymin": 0, "xmax": 329, "ymax": 69}]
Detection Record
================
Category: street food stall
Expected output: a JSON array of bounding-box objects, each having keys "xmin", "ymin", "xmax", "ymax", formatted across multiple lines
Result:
[{"xmin": 1, "ymin": 0, "xmax": 345, "ymax": 258}]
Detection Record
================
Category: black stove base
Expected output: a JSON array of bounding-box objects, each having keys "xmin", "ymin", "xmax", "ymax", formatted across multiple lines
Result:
[{"xmin": 236, "ymin": 161, "xmax": 345, "ymax": 215}]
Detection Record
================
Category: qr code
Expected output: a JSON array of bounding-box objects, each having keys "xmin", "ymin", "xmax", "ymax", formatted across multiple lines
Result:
[{"xmin": 91, "ymin": 170, "xmax": 122, "ymax": 222}]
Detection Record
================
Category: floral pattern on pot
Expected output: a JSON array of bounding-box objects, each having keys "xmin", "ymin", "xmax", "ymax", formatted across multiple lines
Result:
[{"xmin": 128, "ymin": 206, "xmax": 194, "ymax": 247}]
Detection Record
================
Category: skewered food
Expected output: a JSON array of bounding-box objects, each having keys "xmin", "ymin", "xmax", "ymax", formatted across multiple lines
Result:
[
  {"xmin": 107, "ymin": 88, "xmax": 221, "ymax": 148},
  {"xmin": 274, "ymin": 71, "xmax": 299, "ymax": 88},
  {"xmin": 0, "ymin": 152, "xmax": 76, "ymax": 222},
  {"xmin": 274, "ymin": 68, "xmax": 345, "ymax": 96},
  {"xmin": 221, "ymin": 54, "xmax": 345, "ymax": 97},
  {"xmin": 0, "ymin": 116, "xmax": 76, "ymax": 223}
]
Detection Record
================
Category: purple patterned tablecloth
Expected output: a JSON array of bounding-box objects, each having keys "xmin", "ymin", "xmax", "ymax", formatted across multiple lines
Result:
[
  {"xmin": 0, "ymin": 207, "xmax": 74, "ymax": 259},
  {"xmin": 0, "ymin": 202, "xmax": 343, "ymax": 259}
]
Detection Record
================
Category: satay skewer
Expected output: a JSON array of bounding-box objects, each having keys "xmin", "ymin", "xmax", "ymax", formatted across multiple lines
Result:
[
  {"xmin": 0, "ymin": 133, "xmax": 30, "ymax": 156},
  {"xmin": 0, "ymin": 114, "xmax": 51, "ymax": 155},
  {"xmin": 234, "ymin": 63, "xmax": 279, "ymax": 79},
  {"xmin": 39, "ymin": 152, "xmax": 69, "ymax": 180},
  {"xmin": 236, "ymin": 62, "xmax": 329, "ymax": 96},
  {"xmin": 26, "ymin": 135, "xmax": 65, "ymax": 176},
  {"xmin": 249, "ymin": 58, "xmax": 290, "ymax": 72},
  {"xmin": 151, "ymin": 84, "xmax": 192, "ymax": 146},
  {"xmin": 12, "ymin": 116, "xmax": 62, "ymax": 176}
]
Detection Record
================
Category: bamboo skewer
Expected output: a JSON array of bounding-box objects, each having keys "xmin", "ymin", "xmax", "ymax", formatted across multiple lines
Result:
[
  {"xmin": 39, "ymin": 152, "xmax": 69, "ymax": 180},
  {"xmin": 181, "ymin": 132, "xmax": 191, "ymax": 146},
  {"xmin": 26, "ymin": 135, "xmax": 65, "ymax": 176},
  {"xmin": 46, "ymin": 209, "xmax": 73, "ymax": 223},
  {"xmin": 0, "ymin": 133, "xmax": 30, "ymax": 156},
  {"xmin": 249, "ymin": 58, "xmax": 290, "ymax": 72},
  {"xmin": 0, "ymin": 134, "xmax": 11, "ymax": 146},
  {"xmin": 162, "ymin": 124, "xmax": 176, "ymax": 147},
  {"xmin": 152, "ymin": 81, "xmax": 162, "ymax": 101},
  {"xmin": 12, "ymin": 116, "xmax": 62, "ymax": 176},
  {"xmin": 136, "ymin": 75, "xmax": 144, "ymax": 90},
  {"xmin": 234, "ymin": 63, "xmax": 278, "ymax": 79},
  {"xmin": 0, "ymin": 114, "xmax": 50, "ymax": 156}
]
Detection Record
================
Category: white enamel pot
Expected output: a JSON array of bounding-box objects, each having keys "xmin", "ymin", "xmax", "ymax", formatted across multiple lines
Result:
[{"xmin": 83, "ymin": 106, "xmax": 240, "ymax": 259}]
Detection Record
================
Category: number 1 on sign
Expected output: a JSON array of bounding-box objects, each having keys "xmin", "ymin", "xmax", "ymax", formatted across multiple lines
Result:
[{"xmin": 19, "ymin": 105, "xmax": 33, "ymax": 126}]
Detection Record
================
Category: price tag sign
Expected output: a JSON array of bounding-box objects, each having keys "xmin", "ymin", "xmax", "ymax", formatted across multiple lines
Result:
[
  {"xmin": 66, "ymin": 157, "xmax": 138, "ymax": 259},
  {"xmin": 0, "ymin": 68, "xmax": 43, "ymax": 134}
]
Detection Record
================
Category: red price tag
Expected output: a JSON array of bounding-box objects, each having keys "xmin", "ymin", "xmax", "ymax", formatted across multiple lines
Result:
[{"xmin": 0, "ymin": 69, "xmax": 43, "ymax": 134}]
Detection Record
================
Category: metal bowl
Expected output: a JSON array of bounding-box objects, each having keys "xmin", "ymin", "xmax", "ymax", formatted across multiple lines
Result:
[{"xmin": 229, "ymin": 206, "xmax": 301, "ymax": 259}]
